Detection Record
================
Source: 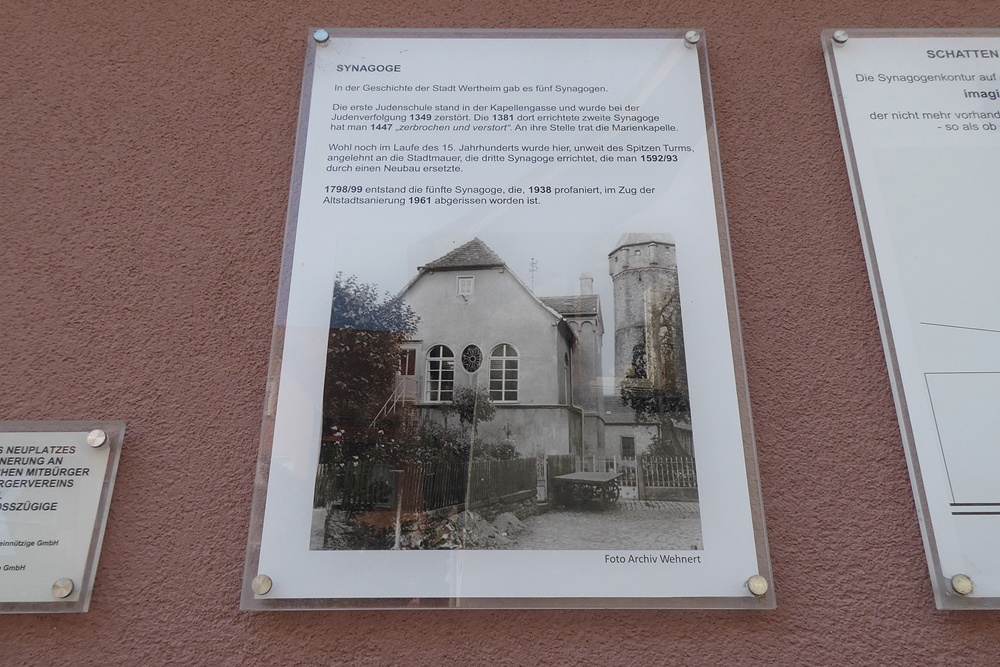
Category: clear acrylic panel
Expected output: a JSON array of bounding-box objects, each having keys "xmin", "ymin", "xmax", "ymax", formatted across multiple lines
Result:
[
  {"xmin": 0, "ymin": 420, "xmax": 125, "ymax": 613},
  {"xmin": 824, "ymin": 28, "xmax": 1000, "ymax": 609},
  {"xmin": 242, "ymin": 29, "xmax": 773, "ymax": 610}
]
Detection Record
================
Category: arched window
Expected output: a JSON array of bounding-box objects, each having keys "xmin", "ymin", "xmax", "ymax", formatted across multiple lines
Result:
[
  {"xmin": 489, "ymin": 344, "xmax": 518, "ymax": 402},
  {"xmin": 425, "ymin": 345, "xmax": 455, "ymax": 402}
]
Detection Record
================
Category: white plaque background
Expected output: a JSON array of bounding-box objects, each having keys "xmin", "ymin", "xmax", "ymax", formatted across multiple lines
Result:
[
  {"xmin": 0, "ymin": 423, "xmax": 124, "ymax": 613},
  {"xmin": 825, "ymin": 29, "xmax": 1000, "ymax": 609},
  {"xmin": 244, "ymin": 30, "xmax": 771, "ymax": 609}
]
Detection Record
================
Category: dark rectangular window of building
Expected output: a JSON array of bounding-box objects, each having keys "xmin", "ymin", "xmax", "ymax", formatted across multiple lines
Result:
[
  {"xmin": 621, "ymin": 436, "xmax": 636, "ymax": 459},
  {"xmin": 400, "ymin": 349, "xmax": 416, "ymax": 376}
]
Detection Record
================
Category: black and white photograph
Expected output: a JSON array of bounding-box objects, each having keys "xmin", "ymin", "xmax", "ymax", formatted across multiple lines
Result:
[{"xmin": 309, "ymin": 233, "xmax": 702, "ymax": 551}]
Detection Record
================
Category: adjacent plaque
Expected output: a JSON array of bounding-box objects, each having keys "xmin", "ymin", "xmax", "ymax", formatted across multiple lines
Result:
[
  {"xmin": 824, "ymin": 29, "xmax": 1000, "ymax": 609},
  {"xmin": 0, "ymin": 421, "xmax": 124, "ymax": 613},
  {"xmin": 243, "ymin": 29, "xmax": 772, "ymax": 609}
]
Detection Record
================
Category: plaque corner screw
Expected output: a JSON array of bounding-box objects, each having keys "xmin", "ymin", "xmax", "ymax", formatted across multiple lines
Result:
[
  {"xmin": 52, "ymin": 578, "xmax": 75, "ymax": 599},
  {"xmin": 833, "ymin": 30, "xmax": 849, "ymax": 45},
  {"xmin": 251, "ymin": 574, "xmax": 273, "ymax": 595},
  {"xmin": 950, "ymin": 573, "xmax": 973, "ymax": 596},
  {"xmin": 746, "ymin": 574, "xmax": 769, "ymax": 597}
]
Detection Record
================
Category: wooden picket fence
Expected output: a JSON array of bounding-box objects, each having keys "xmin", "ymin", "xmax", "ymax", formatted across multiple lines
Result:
[
  {"xmin": 314, "ymin": 457, "xmax": 536, "ymax": 515},
  {"xmin": 313, "ymin": 461, "xmax": 393, "ymax": 513},
  {"xmin": 546, "ymin": 454, "xmax": 576, "ymax": 479}
]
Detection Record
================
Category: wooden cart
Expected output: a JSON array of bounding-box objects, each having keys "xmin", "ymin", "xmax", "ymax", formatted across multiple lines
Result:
[{"xmin": 551, "ymin": 471, "xmax": 622, "ymax": 508}]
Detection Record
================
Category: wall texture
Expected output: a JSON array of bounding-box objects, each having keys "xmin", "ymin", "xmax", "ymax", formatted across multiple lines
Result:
[{"xmin": 3, "ymin": 1, "xmax": 999, "ymax": 665}]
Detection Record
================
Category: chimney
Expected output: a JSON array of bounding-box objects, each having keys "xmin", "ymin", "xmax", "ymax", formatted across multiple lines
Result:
[{"xmin": 580, "ymin": 273, "xmax": 594, "ymax": 295}]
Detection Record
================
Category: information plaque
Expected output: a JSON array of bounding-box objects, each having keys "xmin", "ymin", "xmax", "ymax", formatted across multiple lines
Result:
[
  {"xmin": 824, "ymin": 29, "xmax": 1000, "ymax": 609},
  {"xmin": 0, "ymin": 421, "xmax": 124, "ymax": 613},
  {"xmin": 243, "ymin": 29, "xmax": 772, "ymax": 610}
]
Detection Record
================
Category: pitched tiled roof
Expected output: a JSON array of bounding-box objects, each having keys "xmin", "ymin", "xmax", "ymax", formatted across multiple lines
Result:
[
  {"xmin": 540, "ymin": 295, "xmax": 600, "ymax": 316},
  {"xmin": 419, "ymin": 238, "xmax": 505, "ymax": 271}
]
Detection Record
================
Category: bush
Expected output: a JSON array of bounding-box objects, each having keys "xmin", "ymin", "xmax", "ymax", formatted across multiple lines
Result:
[{"xmin": 474, "ymin": 440, "xmax": 519, "ymax": 461}]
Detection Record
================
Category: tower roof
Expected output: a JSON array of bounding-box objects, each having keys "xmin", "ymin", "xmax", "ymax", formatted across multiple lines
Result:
[
  {"xmin": 418, "ymin": 238, "xmax": 505, "ymax": 271},
  {"xmin": 609, "ymin": 232, "xmax": 675, "ymax": 256}
]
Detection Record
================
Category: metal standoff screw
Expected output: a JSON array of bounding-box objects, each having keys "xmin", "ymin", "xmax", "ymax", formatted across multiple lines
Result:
[
  {"xmin": 52, "ymin": 578, "xmax": 75, "ymax": 599},
  {"xmin": 251, "ymin": 574, "xmax": 273, "ymax": 595},
  {"xmin": 313, "ymin": 29, "xmax": 330, "ymax": 44},
  {"xmin": 684, "ymin": 30, "xmax": 701, "ymax": 46},
  {"xmin": 86, "ymin": 429, "xmax": 108, "ymax": 448},
  {"xmin": 746, "ymin": 575, "xmax": 769, "ymax": 597},
  {"xmin": 951, "ymin": 573, "xmax": 974, "ymax": 596},
  {"xmin": 832, "ymin": 30, "xmax": 849, "ymax": 45}
]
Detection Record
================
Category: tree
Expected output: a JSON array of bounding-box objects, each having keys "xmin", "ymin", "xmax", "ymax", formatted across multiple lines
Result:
[
  {"xmin": 620, "ymin": 342, "xmax": 691, "ymax": 457},
  {"xmin": 321, "ymin": 274, "xmax": 418, "ymax": 453},
  {"xmin": 451, "ymin": 387, "xmax": 496, "ymax": 435},
  {"xmin": 619, "ymin": 341, "xmax": 690, "ymax": 418},
  {"xmin": 619, "ymin": 286, "xmax": 691, "ymax": 457},
  {"xmin": 410, "ymin": 388, "xmax": 498, "ymax": 464}
]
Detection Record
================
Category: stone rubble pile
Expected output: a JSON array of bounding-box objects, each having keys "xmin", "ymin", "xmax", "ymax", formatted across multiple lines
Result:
[{"xmin": 402, "ymin": 510, "xmax": 527, "ymax": 549}]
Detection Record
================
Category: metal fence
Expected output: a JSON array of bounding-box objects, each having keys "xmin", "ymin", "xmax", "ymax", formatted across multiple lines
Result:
[
  {"xmin": 577, "ymin": 454, "xmax": 697, "ymax": 495},
  {"xmin": 582, "ymin": 455, "xmax": 637, "ymax": 486},
  {"xmin": 641, "ymin": 455, "xmax": 697, "ymax": 489}
]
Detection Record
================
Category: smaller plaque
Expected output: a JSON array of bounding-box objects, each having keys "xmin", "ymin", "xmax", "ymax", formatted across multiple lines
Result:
[
  {"xmin": 0, "ymin": 421, "xmax": 124, "ymax": 613},
  {"xmin": 824, "ymin": 28, "xmax": 1000, "ymax": 609}
]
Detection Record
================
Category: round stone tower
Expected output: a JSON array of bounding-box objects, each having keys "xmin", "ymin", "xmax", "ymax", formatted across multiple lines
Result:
[{"xmin": 608, "ymin": 233, "xmax": 686, "ymax": 395}]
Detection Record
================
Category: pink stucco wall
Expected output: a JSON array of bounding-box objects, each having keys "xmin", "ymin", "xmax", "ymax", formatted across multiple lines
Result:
[{"xmin": 3, "ymin": 1, "xmax": 999, "ymax": 664}]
